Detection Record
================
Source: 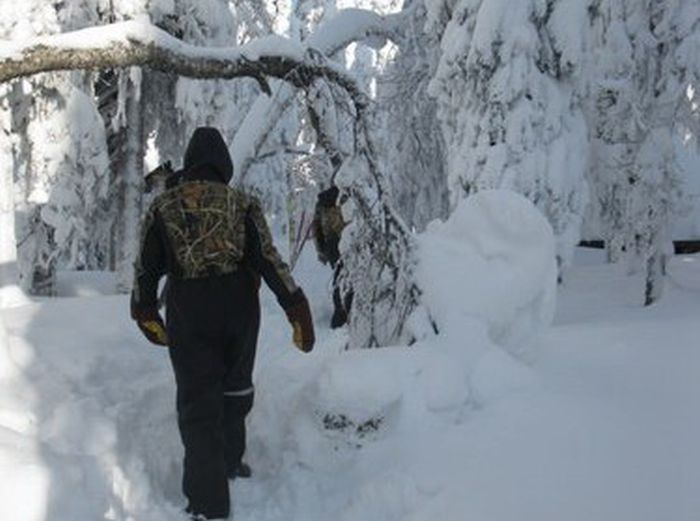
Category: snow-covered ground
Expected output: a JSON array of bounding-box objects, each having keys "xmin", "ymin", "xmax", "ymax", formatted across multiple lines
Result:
[{"xmin": 2, "ymin": 245, "xmax": 699, "ymax": 520}]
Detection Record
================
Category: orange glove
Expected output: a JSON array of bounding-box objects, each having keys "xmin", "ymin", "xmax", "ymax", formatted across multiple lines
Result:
[{"xmin": 285, "ymin": 290, "xmax": 315, "ymax": 353}]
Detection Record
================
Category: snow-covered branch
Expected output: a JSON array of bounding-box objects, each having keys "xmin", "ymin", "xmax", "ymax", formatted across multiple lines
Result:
[
  {"xmin": 232, "ymin": 8, "xmax": 407, "ymax": 181},
  {"xmin": 0, "ymin": 20, "xmax": 367, "ymax": 99},
  {"xmin": 0, "ymin": 12, "xmax": 426, "ymax": 348},
  {"xmin": 305, "ymin": 8, "xmax": 407, "ymax": 56}
]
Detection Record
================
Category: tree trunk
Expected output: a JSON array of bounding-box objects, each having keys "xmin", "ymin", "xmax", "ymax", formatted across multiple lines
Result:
[
  {"xmin": 0, "ymin": 146, "xmax": 19, "ymax": 306},
  {"xmin": 116, "ymin": 69, "xmax": 144, "ymax": 293},
  {"xmin": 644, "ymin": 236, "xmax": 665, "ymax": 307}
]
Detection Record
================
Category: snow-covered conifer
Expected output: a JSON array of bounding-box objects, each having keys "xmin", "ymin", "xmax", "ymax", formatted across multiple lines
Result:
[
  {"xmin": 378, "ymin": 0, "xmax": 448, "ymax": 231},
  {"xmin": 428, "ymin": 0, "xmax": 591, "ymax": 272},
  {"xmin": 588, "ymin": 0, "xmax": 700, "ymax": 304},
  {"xmin": 0, "ymin": 1, "xmax": 110, "ymax": 293}
]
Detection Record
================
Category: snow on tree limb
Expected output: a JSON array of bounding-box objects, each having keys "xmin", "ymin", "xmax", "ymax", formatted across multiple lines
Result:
[
  {"xmin": 0, "ymin": 14, "xmax": 429, "ymax": 348},
  {"xmin": 0, "ymin": 15, "xmax": 401, "ymax": 183},
  {"xmin": 0, "ymin": 9, "xmax": 409, "ymax": 88},
  {"xmin": 232, "ymin": 8, "xmax": 408, "ymax": 182},
  {"xmin": 305, "ymin": 8, "xmax": 405, "ymax": 56},
  {"xmin": 0, "ymin": 19, "xmax": 366, "ymax": 100}
]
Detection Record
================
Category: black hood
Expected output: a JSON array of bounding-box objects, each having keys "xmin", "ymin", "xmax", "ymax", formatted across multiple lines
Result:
[{"xmin": 183, "ymin": 127, "xmax": 234, "ymax": 184}]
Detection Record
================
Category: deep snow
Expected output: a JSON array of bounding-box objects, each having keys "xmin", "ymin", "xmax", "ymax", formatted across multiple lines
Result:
[{"xmin": 1, "ymin": 250, "xmax": 700, "ymax": 520}]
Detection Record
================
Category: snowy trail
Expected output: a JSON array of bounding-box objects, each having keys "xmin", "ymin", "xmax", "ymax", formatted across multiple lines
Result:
[
  {"xmin": 0, "ymin": 296, "xmax": 182, "ymax": 520},
  {"xmin": 2, "ymin": 253, "xmax": 700, "ymax": 520}
]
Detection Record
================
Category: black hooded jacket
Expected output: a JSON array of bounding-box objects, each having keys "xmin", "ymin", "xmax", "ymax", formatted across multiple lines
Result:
[
  {"xmin": 184, "ymin": 127, "xmax": 234, "ymax": 184},
  {"xmin": 131, "ymin": 127, "xmax": 303, "ymax": 323}
]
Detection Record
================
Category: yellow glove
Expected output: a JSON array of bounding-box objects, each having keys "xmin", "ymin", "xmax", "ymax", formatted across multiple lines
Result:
[
  {"xmin": 138, "ymin": 319, "xmax": 169, "ymax": 346},
  {"xmin": 285, "ymin": 290, "xmax": 315, "ymax": 353},
  {"xmin": 292, "ymin": 322, "xmax": 304, "ymax": 350}
]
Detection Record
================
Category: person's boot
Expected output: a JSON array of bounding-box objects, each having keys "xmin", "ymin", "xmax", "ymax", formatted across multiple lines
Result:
[
  {"xmin": 330, "ymin": 287, "xmax": 348, "ymax": 328},
  {"xmin": 330, "ymin": 306, "xmax": 347, "ymax": 329},
  {"xmin": 228, "ymin": 461, "xmax": 252, "ymax": 480},
  {"xmin": 186, "ymin": 508, "xmax": 223, "ymax": 520}
]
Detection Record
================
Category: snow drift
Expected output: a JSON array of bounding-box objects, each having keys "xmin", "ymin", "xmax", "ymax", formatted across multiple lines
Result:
[
  {"xmin": 300, "ymin": 190, "xmax": 554, "ymax": 449},
  {"xmin": 3, "ymin": 233, "xmax": 699, "ymax": 521},
  {"xmin": 0, "ymin": 191, "xmax": 556, "ymax": 520},
  {"xmin": 417, "ymin": 189, "xmax": 558, "ymax": 356}
]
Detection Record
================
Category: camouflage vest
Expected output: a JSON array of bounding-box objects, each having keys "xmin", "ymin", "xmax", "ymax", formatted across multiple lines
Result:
[
  {"xmin": 319, "ymin": 205, "xmax": 345, "ymax": 240},
  {"xmin": 154, "ymin": 181, "xmax": 249, "ymax": 279}
]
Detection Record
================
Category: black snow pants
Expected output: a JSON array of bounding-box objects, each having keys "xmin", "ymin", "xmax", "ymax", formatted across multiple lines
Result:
[{"xmin": 166, "ymin": 270, "xmax": 260, "ymax": 519}]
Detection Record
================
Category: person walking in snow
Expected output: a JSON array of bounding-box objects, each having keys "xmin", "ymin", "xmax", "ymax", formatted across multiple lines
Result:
[
  {"xmin": 130, "ymin": 127, "xmax": 315, "ymax": 520},
  {"xmin": 312, "ymin": 184, "xmax": 353, "ymax": 328}
]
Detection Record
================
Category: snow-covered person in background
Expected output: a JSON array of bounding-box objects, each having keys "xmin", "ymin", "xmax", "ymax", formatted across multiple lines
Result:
[
  {"xmin": 313, "ymin": 184, "xmax": 353, "ymax": 328},
  {"xmin": 130, "ymin": 127, "xmax": 315, "ymax": 520}
]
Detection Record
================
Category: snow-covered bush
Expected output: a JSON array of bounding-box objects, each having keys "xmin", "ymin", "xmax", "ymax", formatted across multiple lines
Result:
[{"xmin": 417, "ymin": 189, "xmax": 557, "ymax": 356}]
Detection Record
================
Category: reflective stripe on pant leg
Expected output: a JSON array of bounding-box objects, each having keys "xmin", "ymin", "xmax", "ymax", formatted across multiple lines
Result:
[
  {"xmin": 223, "ymin": 385, "xmax": 254, "ymax": 398},
  {"xmin": 223, "ymin": 388, "xmax": 254, "ymax": 473}
]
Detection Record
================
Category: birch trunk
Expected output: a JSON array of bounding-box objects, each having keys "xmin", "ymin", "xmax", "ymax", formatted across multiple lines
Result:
[
  {"xmin": 116, "ymin": 70, "xmax": 144, "ymax": 293},
  {"xmin": 0, "ymin": 139, "xmax": 23, "ymax": 307}
]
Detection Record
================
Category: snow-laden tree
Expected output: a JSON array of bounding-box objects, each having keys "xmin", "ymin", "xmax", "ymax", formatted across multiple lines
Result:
[
  {"xmin": 0, "ymin": 0, "xmax": 111, "ymax": 294},
  {"xmin": 587, "ymin": 0, "xmax": 700, "ymax": 305},
  {"xmin": 231, "ymin": 6, "xmax": 406, "ymax": 250},
  {"xmin": 338, "ymin": 0, "xmax": 404, "ymax": 94},
  {"xmin": 281, "ymin": 1, "xmax": 391, "ymax": 255},
  {"xmin": 427, "ymin": 0, "xmax": 591, "ymax": 273},
  {"xmin": 91, "ymin": 1, "xmax": 162, "ymax": 291},
  {"xmin": 333, "ymin": 116, "xmax": 430, "ymax": 349},
  {"xmin": 0, "ymin": 12, "xmax": 432, "ymax": 348},
  {"xmin": 27, "ymin": 82, "xmax": 110, "ymax": 273},
  {"xmin": 378, "ymin": 0, "xmax": 448, "ymax": 231},
  {"xmin": 0, "ymin": 87, "xmax": 19, "ymax": 303},
  {"xmin": 424, "ymin": 0, "xmax": 457, "ymax": 33},
  {"xmin": 293, "ymin": 0, "xmax": 336, "ymax": 41},
  {"xmin": 173, "ymin": 1, "xmax": 260, "ymax": 136}
]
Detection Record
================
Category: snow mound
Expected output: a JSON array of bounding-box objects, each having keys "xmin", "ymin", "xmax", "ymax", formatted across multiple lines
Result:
[
  {"xmin": 418, "ymin": 189, "xmax": 557, "ymax": 356},
  {"xmin": 307, "ymin": 348, "xmax": 407, "ymax": 445}
]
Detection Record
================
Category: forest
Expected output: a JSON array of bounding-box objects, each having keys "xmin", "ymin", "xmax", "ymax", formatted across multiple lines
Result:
[
  {"xmin": 0, "ymin": 1, "xmax": 699, "ymax": 520},
  {"xmin": 1, "ymin": 0, "xmax": 698, "ymax": 338}
]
